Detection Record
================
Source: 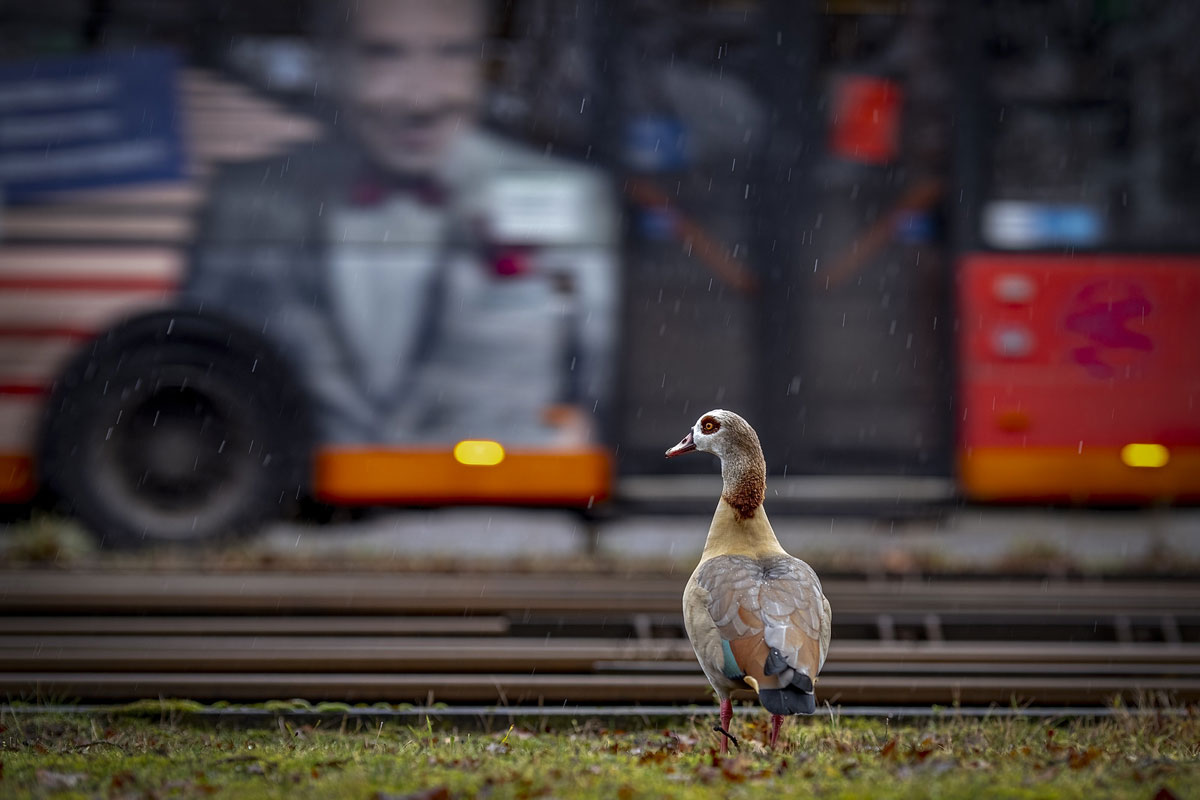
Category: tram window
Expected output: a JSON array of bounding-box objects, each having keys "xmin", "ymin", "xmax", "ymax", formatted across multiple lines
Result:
[{"xmin": 981, "ymin": 0, "xmax": 1200, "ymax": 250}]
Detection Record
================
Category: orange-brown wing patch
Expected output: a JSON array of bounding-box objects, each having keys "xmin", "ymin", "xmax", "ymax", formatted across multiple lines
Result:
[
  {"xmin": 737, "ymin": 604, "xmax": 761, "ymax": 632},
  {"xmin": 729, "ymin": 635, "xmax": 785, "ymax": 691}
]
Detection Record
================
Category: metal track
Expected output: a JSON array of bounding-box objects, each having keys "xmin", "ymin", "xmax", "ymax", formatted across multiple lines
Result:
[{"xmin": 2, "ymin": 570, "xmax": 1197, "ymax": 707}]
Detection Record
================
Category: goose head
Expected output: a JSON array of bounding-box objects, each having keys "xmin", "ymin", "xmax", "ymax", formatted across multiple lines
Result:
[
  {"xmin": 666, "ymin": 409, "xmax": 767, "ymax": 518},
  {"xmin": 665, "ymin": 409, "xmax": 761, "ymax": 461}
]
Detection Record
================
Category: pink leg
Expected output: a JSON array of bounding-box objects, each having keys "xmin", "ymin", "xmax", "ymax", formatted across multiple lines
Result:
[
  {"xmin": 769, "ymin": 714, "xmax": 784, "ymax": 749},
  {"xmin": 718, "ymin": 698, "xmax": 734, "ymax": 754}
]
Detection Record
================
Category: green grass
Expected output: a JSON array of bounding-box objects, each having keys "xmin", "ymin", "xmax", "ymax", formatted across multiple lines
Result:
[{"xmin": 2, "ymin": 709, "xmax": 1197, "ymax": 798}]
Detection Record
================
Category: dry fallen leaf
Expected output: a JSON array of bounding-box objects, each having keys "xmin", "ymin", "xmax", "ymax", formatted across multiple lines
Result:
[
  {"xmin": 109, "ymin": 771, "xmax": 136, "ymax": 789},
  {"xmin": 638, "ymin": 749, "xmax": 670, "ymax": 765},
  {"xmin": 1068, "ymin": 747, "xmax": 1102, "ymax": 770},
  {"xmin": 721, "ymin": 765, "xmax": 747, "ymax": 782}
]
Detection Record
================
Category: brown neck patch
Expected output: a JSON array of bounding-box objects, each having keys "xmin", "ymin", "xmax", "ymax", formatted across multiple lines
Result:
[
  {"xmin": 723, "ymin": 462, "xmax": 765, "ymax": 520},
  {"xmin": 715, "ymin": 415, "xmax": 767, "ymax": 520}
]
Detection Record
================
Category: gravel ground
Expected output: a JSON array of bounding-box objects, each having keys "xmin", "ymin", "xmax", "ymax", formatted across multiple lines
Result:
[
  {"xmin": 3, "ymin": 499, "xmax": 1198, "ymax": 573},
  {"xmin": 244, "ymin": 505, "xmax": 1200, "ymax": 574}
]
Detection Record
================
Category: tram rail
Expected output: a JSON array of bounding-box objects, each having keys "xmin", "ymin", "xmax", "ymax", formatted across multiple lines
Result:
[{"xmin": 2, "ymin": 569, "xmax": 1196, "ymax": 707}]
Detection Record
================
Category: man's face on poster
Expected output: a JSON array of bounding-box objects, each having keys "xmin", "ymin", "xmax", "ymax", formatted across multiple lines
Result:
[{"xmin": 340, "ymin": 0, "xmax": 485, "ymax": 176}]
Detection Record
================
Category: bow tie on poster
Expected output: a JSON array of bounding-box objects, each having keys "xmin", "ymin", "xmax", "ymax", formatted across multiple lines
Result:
[
  {"xmin": 344, "ymin": 175, "xmax": 538, "ymax": 279},
  {"xmin": 347, "ymin": 172, "xmax": 447, "ymax": 208}
]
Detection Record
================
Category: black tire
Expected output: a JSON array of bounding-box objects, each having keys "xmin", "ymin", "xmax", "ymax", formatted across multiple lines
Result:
[{"xmin": 38, "ymin": 310, "xmax": 312, "ymax": 548}]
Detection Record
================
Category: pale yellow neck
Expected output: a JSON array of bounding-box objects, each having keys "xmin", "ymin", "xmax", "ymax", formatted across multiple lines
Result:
[{"xmin": 699, "ymin": 498, "xmax": 786, "ymax": 562}]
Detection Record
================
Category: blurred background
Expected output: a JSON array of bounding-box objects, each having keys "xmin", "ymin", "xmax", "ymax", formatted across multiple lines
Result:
[
  {"xmin": 1, "ymin": 0, "xmax": 1200, "ymax": 714},
  {"xmin": 0, "ymin": 0, "xmax": 1197, "ymax": 563}
]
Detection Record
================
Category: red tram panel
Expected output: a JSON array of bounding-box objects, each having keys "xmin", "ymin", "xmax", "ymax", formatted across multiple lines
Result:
[{"xmin": 958, "ymin": 254, "xmax": 1200, "ymax": 503}]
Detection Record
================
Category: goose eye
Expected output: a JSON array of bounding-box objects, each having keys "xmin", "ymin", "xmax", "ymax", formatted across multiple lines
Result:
[{"xmin": 701, "ymin": 419, "xmax": 718, "ymax": 433}]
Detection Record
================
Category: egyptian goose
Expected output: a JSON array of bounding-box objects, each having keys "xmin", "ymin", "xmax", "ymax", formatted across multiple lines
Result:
[{"xmin": 666, "ymin": 409, "xmax": 831, "ymax": 751}]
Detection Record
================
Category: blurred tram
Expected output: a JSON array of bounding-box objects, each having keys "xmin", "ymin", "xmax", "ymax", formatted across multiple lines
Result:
[
  {"xmin": 0, "ymin": 0, "xmax": 1197, "ymax": 545},
  {"xmin": 952, "ymin": 3, "xmax": 1200, "ymax": 503}
]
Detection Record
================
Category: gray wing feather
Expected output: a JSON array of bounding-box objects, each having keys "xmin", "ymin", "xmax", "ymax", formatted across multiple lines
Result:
[{"xmin": 695, "ymin": 553, "xmax": 830, "ymax": 678}]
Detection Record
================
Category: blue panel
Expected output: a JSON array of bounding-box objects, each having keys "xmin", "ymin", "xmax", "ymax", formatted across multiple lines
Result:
[
  {"xmin": 623, "ymin": 115, "xmax": 689, "ymax": 173},
  {"xmin": 0, "ymin": 49, "xmax": 186, "ymax": 201}
]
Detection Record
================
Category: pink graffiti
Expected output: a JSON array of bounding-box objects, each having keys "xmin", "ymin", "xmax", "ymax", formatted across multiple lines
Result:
[{"xmin": 1064, "ymin": 282, "xmax": 1152, "ymax": 379}]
